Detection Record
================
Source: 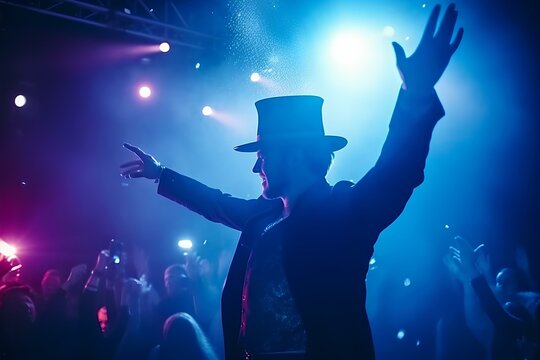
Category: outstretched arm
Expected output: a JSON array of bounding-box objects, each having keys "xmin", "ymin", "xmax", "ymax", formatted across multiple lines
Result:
[
  {"xmin": 120, "ymin": 144, "xmax": 278, "ymax": 231},
  {"xmin": 349, "ymin": 4, "xmax": 463, "ymax": 231}
]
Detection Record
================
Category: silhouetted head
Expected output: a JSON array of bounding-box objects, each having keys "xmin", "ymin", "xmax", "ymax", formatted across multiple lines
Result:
[
  {"xmin": 163, "ymin": 264, "xmax": 190, "ymax": 298},
  {"xmin": 0, "ymin": 285, "xmax": 37, "ymax": 328},
  {"xmin": 41, "ymin": 269, "xmax": 62, "ymax": 299},
  {"xmin": 160, "ymin": 312, "xmax": 217, "ymax": 360},
  {"xmin": 495, "ymin": 268, "xmax": 521, "ymax": 300}
]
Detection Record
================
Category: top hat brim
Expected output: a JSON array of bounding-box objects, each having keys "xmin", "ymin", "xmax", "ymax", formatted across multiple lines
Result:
[{"xmin": 233, "ymin": 135, "xmax": 348, "ymax": 153}]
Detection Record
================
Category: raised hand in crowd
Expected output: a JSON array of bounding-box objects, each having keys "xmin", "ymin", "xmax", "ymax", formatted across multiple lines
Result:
[{"xmin": 449, "ymin": 236, "xmax": 483, "ymax": 281}]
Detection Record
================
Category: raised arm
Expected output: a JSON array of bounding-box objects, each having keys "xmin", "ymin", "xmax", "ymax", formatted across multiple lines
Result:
[
  {"xmin": 121, "ymin": 144, "xmax": 278, "ymax": 230},
  {"xmin": 349, "ymin": 4, "xmax": 463, "ymax": 231}
]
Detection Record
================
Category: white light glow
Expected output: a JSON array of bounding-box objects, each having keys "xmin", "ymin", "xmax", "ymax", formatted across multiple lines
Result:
[
  {"xmin": 202, "ymin": 106, "xmax": 213, "ymax": 116},
  {"xmin": 159, "ymin": 42, "xmax": 170, "ymax": 53},
  {"xmin": 397, "ymin": 330, "xmax": 405, "ymax": 340},
  {"xmin": 14, "ymin": 95, "xmax": 26, "ymax": 108},
  {"xmin": 250, "ymin": 72, "xmax": 261, "ymax": 82},
  {"xmin": 139, "ymin": 86, "xmax": 152, "ymax": 98},
  {"xmin": 195, "ymin": 62, "xmax": 201, "ymax": 69},
  {"xmin": 403, "ymin": 278, "xmax": 411, "ymax": 287},
  {"xmin": 177, "ymin": 239, "xmax": 193, "ymax": 249},
  {"xmin": 0, "ymin": 239, "xmax": 16, "ymax": 257},
  {"xmin": 383, "ymin": 26, "xmax": 395, "ymax": 37},
  {"xmin": 329, "ymin": 30, "xmax": 369, "ymax": 67}
]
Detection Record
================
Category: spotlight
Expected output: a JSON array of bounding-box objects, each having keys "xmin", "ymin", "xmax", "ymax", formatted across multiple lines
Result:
[
  {"xmin": 195, "ymin": 62, "xmax": 201, "ymax": 69},
  {"xmin": 0, "ymin": 239, "xmax": 16, "ymax": 258},
  {"xmin": 403, "ymin": 278, "xmax": 411, "ymax": 287},
  {"xmin": 138, "ymin": 86, "xmax": 152, "ymax": 99},
  {"xmin": 177, "ymin": 239, "xmax": 193, "ymax": 250},
  {"xmin": 202, "ymin": 106, "xmax": 213, "ymax": 116},
  {"xmin": 397, "ymin": 330, "xmax": 405, "ymax": 340},
  {"xmin": 329, "ymin": 30, "xmax": 368, "ymax": 66},
  {"xmin": 250, "ymin": 72, "xmax": 261, "ymax": 82},
  {"xmin": 159, "ymin": 42, "xmax": 170, "ymax": 53},
  {"xmin": 14, "ymin": 95, "xmax": 26, "ymax": 108}
]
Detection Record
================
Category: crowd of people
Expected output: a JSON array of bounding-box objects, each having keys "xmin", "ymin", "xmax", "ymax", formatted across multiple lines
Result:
[
  {"xmin": 0, "ymin": 245, "xmax": 225, "ymax": 360},
  {"xmin": 0, "ymin": 238, "xmax": 539, "ymax": 360}
]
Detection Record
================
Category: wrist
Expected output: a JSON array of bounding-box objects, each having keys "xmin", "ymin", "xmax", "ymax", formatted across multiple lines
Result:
[{"xmin": 154, "ymin": 165, "xmax": 165, "ymax": 183}]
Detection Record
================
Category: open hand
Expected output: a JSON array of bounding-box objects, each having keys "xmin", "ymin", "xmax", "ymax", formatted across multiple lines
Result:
[
  {"xmin": 392, "ymin": 3, "xmax": 464, "ymax": 92},
  {"xmin": 121, "ymin": 143, "xmax": 164, "ymax": 180}
]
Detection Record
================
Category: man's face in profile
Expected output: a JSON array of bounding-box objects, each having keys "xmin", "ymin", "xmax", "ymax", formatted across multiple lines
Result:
[{"xmin": 253, "ymin": 148, "xmax": 289, "ymax": 199}]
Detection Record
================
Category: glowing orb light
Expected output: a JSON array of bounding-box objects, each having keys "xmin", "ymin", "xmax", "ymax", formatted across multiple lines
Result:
[{"xmin": 202, "ymin": 106, "xmax": 213, "ymax": 116}]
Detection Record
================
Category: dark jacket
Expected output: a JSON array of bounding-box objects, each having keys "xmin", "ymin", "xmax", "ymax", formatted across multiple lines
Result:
[{"xmin": 157, "ymin": 89, "xmax": 445, "ymax": 360}]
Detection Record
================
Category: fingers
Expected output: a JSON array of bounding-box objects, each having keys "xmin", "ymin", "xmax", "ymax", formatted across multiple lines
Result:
[
  {"xmin": 473, "ymin": 243, "xmax": 485, "ymax": 254},
  {"xmin": 420, "ymin": 4, "xmax": 441, "ymax": 43},
  {"xmin": 123, "ymin": 143, "xmax": 147, "ymax": 159},
  {"xmin": 121, "ymin": 162, "xmax": 144, "ymax": 178},
  {"xmin": 436, "ymin": 3, "xmax": 458, "ymax": 43},
  {"xmin": 128, "ymin": 172, "xmax": 146, "ymax": 178},
  {"xmin": 453, "ymin": 235, "xmax": 473, "ymax": 252},
  {"xmin": 120, "ymin": 160, "xmax": 143, "ymax": 169},
  {"xmin": 449, "ymin": 27, "xmax": 464, "ymax": 54}
]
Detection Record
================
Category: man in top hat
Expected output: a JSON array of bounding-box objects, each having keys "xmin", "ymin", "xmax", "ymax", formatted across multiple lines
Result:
[{"xmin": 121, "ymin": 4, "xmax": 463, "ymax": 360}]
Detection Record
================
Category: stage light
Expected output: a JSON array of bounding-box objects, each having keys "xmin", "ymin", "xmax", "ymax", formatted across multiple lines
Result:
[
  {"xmin": 383, "ymin": 26, "xmax": 395, "ymax": 37},
  {"xmin": 329, "ymin": 30, "xmax": 368, "ymax": 67},
  {"xmin": 138, "ymin": 86, "xmax": 152, "ymax": 98},
  {"xmin": 195, "ymin": 62, "xmax": 201, "ymax": 69},
  {"xmin": 202, "ymin": 106, "xmax": 213, "ymax": 116},
  {"xmin": 159, "ymin": 42, "xmax": 170, "ymax": 53},
  {"xmin": 369, "ymin": 258, "xmax": 376, "ymax": 265},
  {"xmin": 0, "ymin": 239, "xmax": 16, "ymax": 258},
  {"xmin": 403, "ymin": 278, "xmax": 411, "ymax": 287},
  {"xmin": 397, "ymin": 329, "xmax": 405, "ymax": 340},
  {"xmin": 14, "ymin": 95, "xmax": 26, "ymax": 108},
  {"xmin": 177, "ymin": 239, "xmax": 193, "ymax": 250},
  {"xmin": 250, "ymin": 72, "xmax": 261, "ymax": 82}
]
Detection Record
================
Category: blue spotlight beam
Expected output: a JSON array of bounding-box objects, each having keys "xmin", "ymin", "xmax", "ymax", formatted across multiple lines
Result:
[{"xmin": 0, "ymin": 0, "xmax": 220, "ymax": 50}]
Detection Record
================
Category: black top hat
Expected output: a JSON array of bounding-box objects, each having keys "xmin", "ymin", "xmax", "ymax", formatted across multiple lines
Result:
[{"xmin": 233, "ymin": 95, "xmax": 348, "ymax": 152}]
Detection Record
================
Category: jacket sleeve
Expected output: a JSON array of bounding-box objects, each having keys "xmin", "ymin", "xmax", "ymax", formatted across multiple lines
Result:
[
  {"xmin": 347, "ymin": 88, "xmax": 445, "ymax": 233},
  {"xmin": 157, "ymin": 168, "xmax": 279, "ymax": 231}
]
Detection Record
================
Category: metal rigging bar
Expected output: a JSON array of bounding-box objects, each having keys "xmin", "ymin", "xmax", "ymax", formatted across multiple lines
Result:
[{"xmin": 0, "ymin": 0, "xmax": 220, "ymax": 50}]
